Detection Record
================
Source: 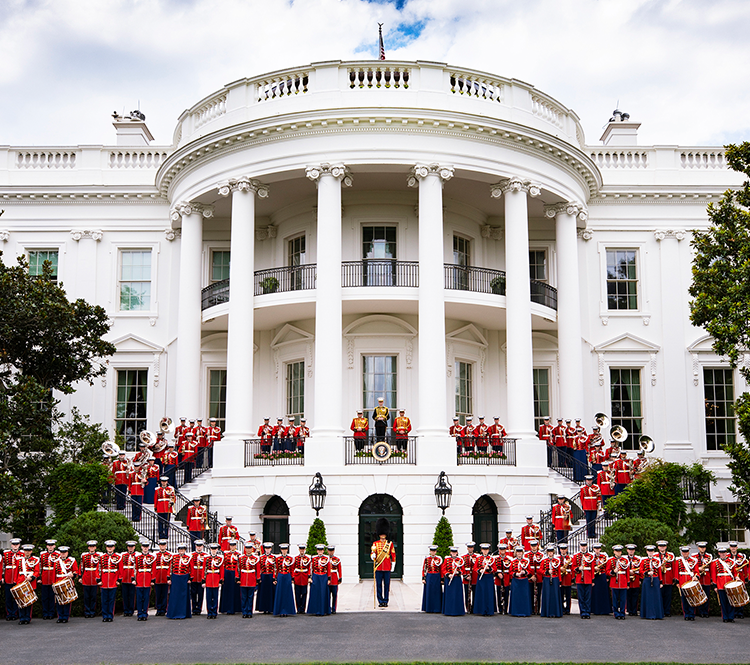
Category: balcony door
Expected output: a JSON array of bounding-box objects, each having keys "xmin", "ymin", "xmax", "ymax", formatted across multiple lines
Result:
[
  {"xmin": 288, "ymin": 235, "xmax": 306, "ymax": 291},
  {"xmin": 363, "ymin": 226, "xmax": 396, "ymax": 285}
]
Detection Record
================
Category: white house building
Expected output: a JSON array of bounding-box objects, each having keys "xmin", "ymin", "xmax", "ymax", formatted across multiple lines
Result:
[{"xmin": 0, "ymin": 60, "xmax": 745, "ymax": 581}]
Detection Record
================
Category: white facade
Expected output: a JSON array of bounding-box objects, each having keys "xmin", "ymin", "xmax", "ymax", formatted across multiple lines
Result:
[{"xmin": 1, "ymin": 60, "xmax": 745, "ymax": 581}]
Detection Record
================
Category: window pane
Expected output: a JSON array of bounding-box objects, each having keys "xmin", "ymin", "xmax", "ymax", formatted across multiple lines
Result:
[
  {"xmin": 286, "ymin": 361, "xmax": 305, "ymax": 424},
  {"xmin": 455, "ymin": 361, "xmax": 473, "ymax": 425},
  {"xmin": 211, "ymin": 251, "xmax": 231, "ymax": 282},
  {"xmin": 606, "ymin": 249, "xmax": 638, "ymax": 311},
  {"xmin": 119, "ymin": 250, "xmax": 152, "ymax": 311},
  {"xmin": 114, "ymin": 369, "xmax": 148, "ymax": 451},
  {"xmin": 362, "ymin": 355, "xmax": 397, "ymax": 426},
  {"xmin": 704, "ymin": 367, "xmax": 736, "ymax": 451},
  {"xmin": 610, "ymin": 367, "xmax": 642, "ymax": 449},
  {"xmin": 533, "ymin": 368, "xmax": 550, "ymax": 431},
  {"xmin": 529, "ymin": 250, "xmax": 547, "ymax": 282},
  {"xmin": 29, "ymin": 250, "xmax": 59, "ymax": 281}
]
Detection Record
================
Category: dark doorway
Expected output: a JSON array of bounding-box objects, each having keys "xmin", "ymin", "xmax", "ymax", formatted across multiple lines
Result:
[
  {"xmin": 472, "ymin": 495, "xmax": 498, "ymax": 552},
  {"xmin": 262, "ymin": 495, "xmax": 289, "ymax": 554},
  {"xmin": 358, "ymin": 494, "xmax": 403, "ymax": 579}
]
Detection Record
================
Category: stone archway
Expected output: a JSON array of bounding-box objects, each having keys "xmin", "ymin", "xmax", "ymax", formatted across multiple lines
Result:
[{"xmin": 358, "ymin": 494, "xmax": 403, "ymax": 579}]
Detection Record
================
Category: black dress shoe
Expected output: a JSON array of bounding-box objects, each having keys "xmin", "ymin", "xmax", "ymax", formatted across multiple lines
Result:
[{"xmin": 56, "ymin": 619, "xmax": 64, "ymax": 623}]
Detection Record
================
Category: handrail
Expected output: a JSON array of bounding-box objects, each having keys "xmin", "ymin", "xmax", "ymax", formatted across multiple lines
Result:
[
  {"xmin": 344, "ymin": 436, "xmax": 416, "ymax": 465},
  {"xmin": 342, "ymin": 260, "xmax": 418, "ymax": 288},
  {"xmin": 255, "ymin": 265, "xmax": 316, "ymax": 295},
  {"xmin": 444, "ymin": 264, "xmax": 505, "ymax": 295}
]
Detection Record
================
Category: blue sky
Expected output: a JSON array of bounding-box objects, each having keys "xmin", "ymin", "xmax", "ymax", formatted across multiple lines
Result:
[{"xmin": 1, "ymin": 0, "xmax": 748, "ymax": 147}]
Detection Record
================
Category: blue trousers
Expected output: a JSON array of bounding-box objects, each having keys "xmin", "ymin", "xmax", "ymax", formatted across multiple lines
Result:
[
  {"xmin": 295, "ymin": 584, "xmax": 308, "ymax": 614},
  {"xmin": 555, "ymin": 530, "xmax": 569, "ymax": 544},
  {"xmin": 5, "ymin": 583, "xmax": 18, "ymax": 619},
  {"xmin": 240, "ymin": 586, "xmax": 255, "ymax": 616},
  {"xmin": 680, "ymin": 589, "xmax": 695, "ymax": 618},
  {"xmin": 57, "ymin": 601, "xmax": 72, "ymax": 621},
  {"xmin": 697, "ymin": 585, "xmax": 711, "ymax": 617},
  {"xmin": 158, "ymin": 513, "xmax": 170, "ymax": 540},
  {"xmin": 136, "ymin": 587, "xmax": 151, "ymax": 619},
  {"xmin": 584, "ymin": 510, "xmax": 597, "ymax": 539},
  {"xmin": 82, "ymin": 584, "xmax": 98, "ymax": 617},
  {"xmin": 612, "ymin": 588, "xmax": 627, "ymax": 618},
  {"xmin": 329, "ymin": 584, "xmax": 339, "ymax": 612},
  {"xmin": 101, "ymin": 587, "xmax": 116, "ymax": 620},
  {"xmin": 115, "ymin": 484, "xmax": 128, "ymax": 509},
  {"xmin": 19, "ymin": 603, "xmax": 32, "ymax": 622},
  {"xmin": 718, "ymin": 589, "xmax": 735, "ymax": 621},
  {"xmin": 191, "ymin": 581, "xmax": 204, "ymax": 613},
  {"xmin": 40, "ymin": 584, "xmax": 56, "ymax": 619},
  {"xmin": 121, "ymin": 583, "xmax": 135, "ymax": 615},
  {"xmin": 661, "ymin": 583, "xmax": 673, "ymax": 616},
  {"xmin": 154, "ymin": 583, "xmax": 169, "ymax": 613},
  {"xmin": 206, "ymin": 587, "xmax": 219, "ymax": 617},
  {"xmin": 577, "ymin": 582, "xmax": 592, "ymax": 617},
  {"xmin": 375, "ymin": 570, "xmax": 391, "ymax": 605},
  {"xmin": 131, "ymin": 495, "xmax": 143, "ymax": 522}
]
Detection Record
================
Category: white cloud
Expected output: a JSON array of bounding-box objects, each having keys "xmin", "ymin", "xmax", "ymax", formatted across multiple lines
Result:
[{"xmin": 0, "ymin": 0, "xmax": 747, "ymax": 146}]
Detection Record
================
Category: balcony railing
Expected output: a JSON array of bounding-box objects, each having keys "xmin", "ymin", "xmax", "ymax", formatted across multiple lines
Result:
[
  {"xmin": 342, "ymin": 260, "xmax": 419, "ymax": 288},
  {"xmin": 255, "ymin": 265, "xmax": 316, "ymax": 296},
  {"xmin": 531, "ymin": 279, "xmax": 558, "ymax": 310},
  {"xmin": 546, "ymin": 443, "xmax": 591, "ymax": 484},
  {"xmin": 201, "ymin": 278, "xmax": 230, "ymax": 310},
  {"xmin": 444, "ymin": 264, "xmax": 505, "ymax": 295},
  {"xmin": 244, "ymin": 438, "xmax": 304, "ymax": 466},
  {"xmin": 344, "ymin": 436, "xmax": 417, "ymax": 465},
  {"xmin": 456, "ymin": 438, "xmax": 517, "ymax": 465}
]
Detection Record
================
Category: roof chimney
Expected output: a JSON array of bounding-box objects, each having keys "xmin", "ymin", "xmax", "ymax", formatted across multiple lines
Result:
[
  {"xmin": 112, "ymin": 110, "xmax": 154, "ymax": 146},
  {"xmin": 599, "ymin": 109, "xmax": 640, "ymax": 146}
]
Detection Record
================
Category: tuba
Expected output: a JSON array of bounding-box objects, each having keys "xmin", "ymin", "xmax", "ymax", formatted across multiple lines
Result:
[
  {"xmin": 638, "ymin": 435, "xmax": 655, "ymax": 454},
  {"xmin": 610, "ymin": 425, "xmax": 628, "ymax": 443},
  {"xmin": 139, "ymin": 430, "xmax": 157, "ymax": 446},
  {"xmin": 594, "ymin": 413, "xmax": 610, "ymax": 429},
  {"xmin": 101, "ymin": 440, "xmax": 121, "ymax": 456}
]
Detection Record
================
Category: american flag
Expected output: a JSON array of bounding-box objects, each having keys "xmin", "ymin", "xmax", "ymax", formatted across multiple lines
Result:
[{"xmin": 378, "ymin": 23, "xmax": 385, "ymax": 60}]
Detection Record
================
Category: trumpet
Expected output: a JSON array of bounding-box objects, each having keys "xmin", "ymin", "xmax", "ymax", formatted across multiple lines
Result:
[{"xmin": 594, "ymin": 413, "xmax": 610, "ymax": 429}]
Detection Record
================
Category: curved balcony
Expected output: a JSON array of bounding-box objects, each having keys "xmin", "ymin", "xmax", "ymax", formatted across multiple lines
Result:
[
  {"xmin": 202, "ymin": 278, "xmax": 230, "ymax": 309},
  {"xmin": 530, "ymin": 280, "xmax": 558, "ymax": 310},
  {"xmin": 342, "ymin": 260, "xmax": 419, "ymax": 288},
  {"xmin": 254, "ymin": 265, "xmax": 316, "ymax": 296}
]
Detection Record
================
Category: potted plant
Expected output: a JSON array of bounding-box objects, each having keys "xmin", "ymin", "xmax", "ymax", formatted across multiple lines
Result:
[
  {"xmin": 260, "ymin": 276, "xmax": 279, "ymax": 294},
  {"xmin": 490, "ymin": 275, "xmax": 505, "ymax": 295}
]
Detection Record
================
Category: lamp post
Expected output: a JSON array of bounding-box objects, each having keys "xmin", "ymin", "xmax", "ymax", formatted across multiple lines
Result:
[
  {"xmin": 308, "ymin": 472, "xmax": 327, "ymax": 516},
  {"xmin": 434, "ymin": 471, "xmax": 452, "ymax": 515}
]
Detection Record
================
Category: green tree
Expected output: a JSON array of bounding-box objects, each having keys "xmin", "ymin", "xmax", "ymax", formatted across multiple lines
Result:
[
  {"xmin": 432, "ymin": 516, "xmax": 454, "ymax": 558},
  {"xmin": 601, "ymin": 518, "xmax": 683, "ymax": 555},
  {"xmin": 305, "ymin": 517, "xmax": 328, "ymax": 554},
  {"xmin": 48, "ymin": 462, "xmax": 110, "ymax": 529},
  {"xmin": 0, "ymin": 254, "xmax": 115, "ymax": 542},
  {"xmin": 53, "ymin": 510, "xmax": 137, "ymax": 559},
  {"xmin": 689, "ymin": 141, "xmax": 750, "ymax": 531}
]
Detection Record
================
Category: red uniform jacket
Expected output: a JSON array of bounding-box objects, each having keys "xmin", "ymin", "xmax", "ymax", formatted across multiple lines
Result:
[
  {"xmin": 129, "ymin": 472, "xmax": 145, "ymax": 497},
  {"xmin": 372, "ymin": 540, "xmax": 396, "ymax": 573},
  {"xmin": 606, "ymin": 555, "xmax": 631, "ymax": 589},
  {"xmin": 525, "ymin": 550, "xmax": 544, "ymax": 583},
  {"xmin": 573, "ymin": 552, "xmax": 596, "ymax": 584},
  {"xmin": 79, "ymin": 551, "xmax": 102, "ymax": 586},
  {"xmin": 16, "ymin": 555, "xmax": 40, "ymax": 588},
  {"xmin": 461, "ymin": 552, "xmax": 478, "ymax": 584},
  {"xmin": 537, "ymin": 423, "xmax": 552, "ymax": 443},
  {"xmin": 473, "ymin": 423, "xmax": 489, "ymax": 448},
  {"xmin": 276, "ymin": 554, "xmax": 295, "ymax": 577},
  {"xmin": 329, "ymin": 556, "xmax": 342, "ymax": 585},
  {"xmin": 222, "ymin": 550, "xmax": 239, "ymax": 574},
  {"xmin": 112, "ymin": 459, "xmax": 130, "ymax": 485},
  {"xmin": 53, "ymin": 556, "xmax": 79, "ymax": 583},
  {"xmin": 639, "ymin": 556, "xmax": 663, "ymax": 583},
  {"xmin": 488, "ymin": 423, "xmax": 507, "ymax": 442},
  {"xmin": 696, "ymin": 552, "xmax": 713, "ymax": 586},
  {"xmin": 520, "ymin": 524, "xmax": 542, "ymax": 551},
  {"xmin": 207, "ymin": 425, "xmax": 223, "ymax": 445},
  {"xmin": 627, "ymin": 555, "xmax": 642, "ymax": 588},
  {"xmin": 509, "ymin": 557, "xmax": 530, "ymax": 578},
  {"xmin": 473, "ymin": 554, "xmax": 496, "ymax": 580},
  {"xmin": 99, "ymin": 553, "xmax": 122, "ymax": 589},
  {"xmin": 238, "ymin": 554, "xmax": 260, "ymax": 587},
  {"xmin": 258, "ymin": 424, "xmax": 273, "ymax": 444},
  {"xmin": 449, "ymin": 424, "xmax": 464, "ymax": 443},
  {"xmin": 190, "ymin": 551, "xmax": 208, "ymax": 583},
  {"xmin": 613, "ymin": 458, "xmax": 632, "ymax": 485},
  {"xmin": 442, "ymin": 555, "xmax": 463, "ymax": 580},
  {"xmin": 552, "ymin": 424, "xmax": 566, "ymax": 448},
  {"xmin": 674, "ymin": 555, "xmax": 698, "ymax": 587},
  {"xmin": 658, "ymin": 552, "xmax": 676, "ymax": 584},
  {"xmin": 559, "ymin": 554, "xmax": 574, "ymax": 586},
  {"xmin": 218, "ymin": 525, "xmax": 240, "ymax": 551},
  {"xmin": 393, "ymin": 416, "xmax": 411, "ymax": 439},
  {"xmin": 311, "ymin": 554, "xmax": 331, "ymax": 577},
  {"xmin": 731, "ymin": 552, "xmax": 748, "ymax": 582},
  {"xmin": 259, "ymin": 553, "xmax": 276, "ymax": 576},
  {"xmin": 422, "ymin": 555, "xmax": 443, "ymax": 579},
  {"xmin": 39, "ymin": 550, "xmax": 60, "ymax": 586},
  {"xmin": 170, "ymin": 553, "xmax": 192, "ymax": 576},
  {"xmin": 134, "ymin": 553, "xmax": 156, "ymax": 587},
  {"xmin": 540, "ymin": 556, "xmax": 561, "ymax": 579},
  {"xmin": 580, "ymin": 485, "xmax": 601, "ymax": 512},
  {"xmin": 351, "ymin": 417, "xmax": 369, "ymax": 438},
  {"xmin": 119, "ymin": 551, "xmax": 137, "ymax": 584},
  {"xmin": 292, "ymin": 554, "xmax": 312, "ymax": 585},
  {"xmin": 597, "ymin": 469, "xmax": 616, "ymax": 497},
  {"xmin": 187, "ymin": 506, "xmax": 207, "ymax": 532},
  {"xmin": 152, "ymin": 551, "xmax": 172, "ymax": 584},
  {"xmin": 496, "ymin": 554, "xmax": 513, "ymax": 586},
  {"xmin": 2, "ymin": 550, "xmax": 21, "ymax": 584},
  {"xmin": 204, "ymin": 554, "xmax": 224, "ymax": 588},
  {"xmin": 551, "ymin": 503, "xmax": 572, "ymax": 531},
  {"xmin": 711, "ymin": 558, "xmax": 736, "ymax": 590},
  {"xmin": 154, "ymin": 486, "xmax": 175, "ymax": 514}
]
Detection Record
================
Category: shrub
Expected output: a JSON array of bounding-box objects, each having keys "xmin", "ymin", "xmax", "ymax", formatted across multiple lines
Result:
[
  {"xmin": 601, "ymin": 517, "xmax": 683, "ymax": 555},
  {"xmin": 305, "ymin": 517, "xmax": 328, "ymax": 555},
  {"xmin": 53, "ymin": 510, "xmax": 137, "ymax": 560},
  {"xmin": 432, "ymin": 516, "xmax": 454, "ymax": 558}
]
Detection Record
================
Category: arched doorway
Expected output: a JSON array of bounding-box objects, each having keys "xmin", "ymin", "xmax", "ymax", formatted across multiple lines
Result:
[
  {"xmin": 358, "ymin": 494, "xmax": 403, "ymax": 579},
  {"xmin": 262, "ymin": 495, "xmax": 289, "ymax": 554},
  {"xmin": 472, "ymin": 495, "xmax": 498, "ymax": 552}
]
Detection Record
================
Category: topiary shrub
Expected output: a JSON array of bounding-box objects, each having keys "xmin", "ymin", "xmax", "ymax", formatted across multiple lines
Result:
[
  {"xmin": 432, "ymin": 516, "xmax": 454, "ymax": 558},
  {"xmin": 600, "ymin": 517, "xmax": 683, "ymax": 555},
  {"xmin": 305, "ymin": 517, "xmax": 328, "ymax": 555},
  {"xmin": 54, "ymin": 510, "xmax": 137, "ymax": 560}
]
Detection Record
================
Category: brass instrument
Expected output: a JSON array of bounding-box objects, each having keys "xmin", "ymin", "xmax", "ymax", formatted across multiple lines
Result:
[
  {"xmin": 562, "ymin": 499, "xmax": 573, "ymax": 529},
  {"xmin": 638, "ymin": 434, "xmax": 655, "ymax": 454},
  {"xmin": 594, "ymin": 413, "xmax": 610, "ymax": 429},
  {"xmin": 698, "ymin": 553, "xmax": 713, "ymax": 576},
  {"xmin": 595, "ymin": 555, "xmax": 607, "ymax": 575},
  {"xmin": 101, "ymin": 440, "xmax": 121, "ymax": 456},
  {"xmin": 608, "ymin": 467, "xmax": 617, "ymax": 490},
  {"xmin": 560, "ymin": 555, "xmax": 571, "ymax": 577},
  {"xmin": 610, "ymin": 425, "xmax": 628, "ymax": 443},
  {"xmin": 139, "ymin": 429, "xmax": 157, "ymax": 446}
]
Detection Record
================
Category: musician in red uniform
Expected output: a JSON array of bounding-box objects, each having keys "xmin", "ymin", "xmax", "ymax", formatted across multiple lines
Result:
[
  {"xmin": 580, "ymin": 476, "xmax": 602, "ymax": 539},
  {"xmin": 371, "ymin": 519, "xmax": 396, "ymax": 608},
  {"xmin": 327, "ymin": 545, "xmax": 343, "ymax": 613},
  {"xmin": 472, "ymin": 544, "xmax": 496, "ymax": 616},
  {"xmin": 295, "ymin": 418, "xmax": 310, "ymax": 454},
  {"xmin": 180, "ymin": 431, "xmax": 197, "ymax": 484},
  {"xmin": 189, "ymin": 540, "xmax": 208, "ymax": 615},
  {"xmin": 462, "ymin": 416, "xmax": 475, "ymax": 453},
  {"xmin": 461, "ymin": 541, "xmax": 478, "ymax": 613},
  {"xmin": 695, "ymin": 541, "xmax": 713, "ymax": 618},
  {"xmin": 272, "ymin": 417, "xmax": 285, "ymax": 452},
  {"xmin": 573, "ymin": 541, "xmax": 596, "ymax": 619},
  {"xmin": 639, "ymin": 545, "xmax": 664, "ymax": 619},
  {"xmin": 625, "ymin": 543, "xmax": 642, "ymax": 616},
  {"xmin": 258, "ymin": 417, "xmax": 273, "ymax": 454},
  {"xmin": 79, "ymin": 540, "xmax": 101, "ymax": 618},
  {"xmin": 449, "ymin": 417, "xmax": 464, "ymax": 453},
  {"xmin": 218, "ymin": 516, "xmax": 240, "ymax": 552},
  {"xmin": 174, "ymin": 417, "xmax": 188, "ymax": 445},
  {"xmin": 219, "ymin": 540, "xmax": 241, "ymax": 615},
  {"xmin": 204, "ymin": 544, "xmax": 224, "ymax": 619},
  {"xmin": 128, "ymin": 463, "xmax": 145, "ymax": 522},
  {"xmin": 118, "ymin": 540, "xmax": 137, "ymax": 617},
  {"xmin": 509, "ymin": 547, "xmax": 532, "ymax": 616},
  {"xmin": 112, "ymin": 451, "xmax": 130, "ymax": 509},
  {"xmin": 162, "ymin": 442, "xmax": 179, "ymax": 488},
  {"xmin": 499, "ymin": 529, "xmax": 518, "ymax": 551},
  {"xmin": 525, "ymin": 539, "xmax": 544, "ymax": 614},
  {"xmin": 134, "ymin": 540, "xmax": 156, "ymax": 621},
  {"xmin": 612, "ymin": 451, "xmax": 632, "ymax": 495},
  {"xmin": 520, "ymin": 515, "xmax": 542, "ymax": 551},
  {"xmin": 421, "ymin": 545, "xmax": 443, "ymax": 614},
  {"xmin": 292, "ymin": 544, "xmax": 311, "ymax": 614},
  {"xmin": 53, "ymin": 546, "xmax": 78, "ymax": 623},
  {"xmin": 256, "ymin": 542, "xmax": 277, "ymax": 613},
  {"xmin": 152, "ymin": 540, "xmax": 172, "ymax": 616},
  {"xmin": 606, "ymin": 545, "xmax": 630, "ymax": 619},
  {"xmin": 729, "ymin": 540, "xmax": 747, "ymax": 620},
  {"xmin": 539, "ymin": 544, "xmax": 563, "ymax": 618},
  {"xmin": 154, "ymin": 476, "xmax": 176, "ymax": 540},
  {"xmin": 711, "ymin": 547, "xmax": 737, "ymax": 622},
  {"xmin": 655, "ymin": 540, "xmax": 676, "ymax": 617},
  {"xmin": 597, "ymin": 460, "xmax": 616, "ymax": 507},
  {"xmin": 351, "ymin": 410, "xmax": 369, "ymax": 451},
  {"xmin": 3, "ymin": 537, "xmax": 22, "ymax": 621},
  {"xmin": 551, "ymin": 495, "xmax": 572, "ymax": 543},
  {"xmin": 187, "ymin": 497, "xmax": 207, "ymax": 549},
  {"xmin": 307, "ymin": 545, "xmax": 332, "ymax": 616},
  {"xmin": 473, "ymin": 416, "xmax": 489, "ymax": 454},
  {"xmin": 393, "ymin": 409, "xmax": 412, "ymax": 452},
  {"xmin": 488, "ymin": 417, "xmax": 507, "ymax": 455},
  {"xmin": 206, "ymin": 416, "xmax": 222, "ymax": 467},
  {"xmin": 39, "ymin": 539, "xmax": 59, "ymax": 620},
  {"xmin": 558, "ymin": 543, "xmax": 573, "ymax": 614},
  {"xmin": 15, "ymin": 545, "xmax": 40, "ymax": 624},
  {"xmin": 238, "ymin": 542, "xmax": 260, "ymax": 618},
  {"xmin": 98, "ymin": 540, "xmax": 122, "ymax": 622},
  {"xmin": 537, "ymin": 415, "xmax": 552, "ymax": 443},
  {"xmin": 552, "ymin": 418, "xmax": 566, "ymax": 467},
  {"xmin": 167, "ymin": 544, "xmax": 193, "ymax": 619},
  {"xmin": 675, "ymin": 545, "xmax": 698, "ymax": 621},
  {"xmin": 494, "ymin": 544, "xmax": 509, "ymax": 614}
]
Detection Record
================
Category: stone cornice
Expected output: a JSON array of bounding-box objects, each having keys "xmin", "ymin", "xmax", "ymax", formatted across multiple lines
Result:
[
  {"xmin": 0, "ymin": 191, "xmax": 166, "ymax": 205},
  {"xmin": 156, "ymin": 109, "xmax": 601, "ymax": 200},
  {"xmin": 589, "ymin": 191, "xmax": 724, "ymax": 204}
]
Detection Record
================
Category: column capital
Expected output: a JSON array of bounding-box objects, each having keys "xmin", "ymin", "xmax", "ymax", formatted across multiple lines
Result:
[
  {"xmin": 490, "ymin": 177, "xmax": 541, "ymax": 198},
  {"xmin": 543, "ymin": 201, "xmax": 587, "ymax": 221},
  {"xmin": 305, "ymin": 163, "xmax": 353, "ymax": 187},
  {"xmin": 407, "ymin": 163, "xmax": 454, "ymax": 187},
  {"xmin": 0, "ymin": 230, "xmax": 9, "ymax": 243},
  {"xmin": 69, "ymin": 229, "xmax": 103, "ymax": 241},
  {"xmin": 217, "ymin": 177, "xmax": 270, "ymax": 198},
  {"xmin": 170, "ymin": 201, "xmax": 214, "ymax": 222}
]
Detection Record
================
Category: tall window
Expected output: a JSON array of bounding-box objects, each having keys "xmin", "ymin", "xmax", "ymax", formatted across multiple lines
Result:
[
  {"xmin": 119, "ymin": 250, "xmax": 152, "ymax": 311},
  {"xmin": 115, "ymin": 369, "xmax": 148, "ymax": 451},
  {"xmin": 533, "ymin": 368, "xmax": 550, "ymax": 431},
  {"xmin": 288, "ymin": 235, "xmax": 306, "ymax": 266},
  {"xmin": 606, "ymin": 249, "xmax": 638, "ymax": 310},
  {"xmin": 211, "ymin": 251, "xmax": 231, "ymax": 283},
  {"xmin": 363, "ymin": 226, "xmax": 397, "ymax": 286},
  {"xmin": 718, "ymin": 503, "xmax": 745, "ymax": 543},
  {"xmin": 704, "ymin": 367, "xmax": 736, "ymax": 451},
  {"xmin": 286, "ymin": 361, "xmax": 305, "ymax": 424},
  {"xmin": 362, "ymin": 355, "xmax": 397, "ymax": 423},
  {"xmin": 28, "ymin": 249, "xmax": 59, "ymax": 282},
  {"xmin": 208, "ymin": 369, "xmax": 227, "ymax": 431},
  {"xmin": 529, "ymin": 250, "xmax": 547, "ymax": 282},
  {"xmin": 610, "ymin": 368, "xmax": 642, "ymax": 450},
  {"xmin": 455, "ymin": 361, "xmax": 473, "ymax": 425},
  {"xmin": 452, "ymin": 236, "xmax": 471, "ymax": 290}
]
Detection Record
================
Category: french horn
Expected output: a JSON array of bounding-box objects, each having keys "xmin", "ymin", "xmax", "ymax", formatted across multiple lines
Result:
[
  {"xmin": 638, "ymin": 434, "xmax": 655, "ymax": 454},
  {"xmin": 610, "ymin": 425, "xmax": 628, "ymax": 443},
  {"xmin": 594, "ymin": 412, "xmax": 610, "ymax": 429}
]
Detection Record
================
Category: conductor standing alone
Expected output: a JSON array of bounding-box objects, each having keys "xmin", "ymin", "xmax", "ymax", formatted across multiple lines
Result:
[{"xmin": 371, "ymin": 518, "xmax": 396, "ymax": 608}]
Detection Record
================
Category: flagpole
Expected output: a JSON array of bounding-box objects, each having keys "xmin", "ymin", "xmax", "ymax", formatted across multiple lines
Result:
[{"xmin": 378, "ymin": 23, "xmax": 385, "ymax": 60}]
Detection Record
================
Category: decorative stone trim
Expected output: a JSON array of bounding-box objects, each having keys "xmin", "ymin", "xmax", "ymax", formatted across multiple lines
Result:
[
  {"xmin": 407, "ymin": 163, "xmax": 454, "ymax": 187},
  {"xmin": 544, "ymin": 202, "xmax": 588, "ymax": 222},
  {"xmin": 305, "ymin": 163, "xmax": 353, "ymax": 187},
  {"xmin": 598, "ymin": 353, "xmax": 605, "ymax": 386},
  {"xmin": 216, "ymin": 176, "xmax": 270, "ymax": 198},
  {"xmin": 481, "ymin": 225, "xmax": 503, "ymax": 240},
  {"xmin": 164, "ymin": 228, "xmax": 181, "ymax": 241},
  {"xmin": 0, "ymin": 229, "xmax": 10, "ymax": 242},
  {"xmin": 170, "ymin": 201, "xmax": 214, "ymax": 222},
  {"xmin": 577, "ymin": 229, "xmax": 594, "ymax": 241},
  {"xmin": 489, "ymin": 177, "xmax": 541, "ymax": 198},
  {"xmin": 255, "ymin": 226, "xmax": 278, "ymax": 241},
  {"xmin": 650, "ymin": 352, "xmax": 657, "ymax": 385},
  {"xmin": 654, "ymin": 229, "xmax": 686, "ymax": 241},
  {"xmin": 692, "ymin": 353, "xmax": 700, "ymax": 386},
  {"xmin": 69, "ymin": 229, "xmax": 103, "ymax": 241}
]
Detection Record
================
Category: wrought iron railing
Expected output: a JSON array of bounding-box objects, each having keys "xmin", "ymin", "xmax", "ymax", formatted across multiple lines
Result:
[
  {"xmin": 547, "ymin": 443, "xmax": 591, "ymax": 484},
  {"xmin": 255, "ymin": 265, "xmax": 316, "ymax": 295},
  {"xmin": 201, "ymin": 279, "xmax": 230, "ymax": 309},
  {"xmin": 531, "ymin": 279, "xmax": 558, "ymax": 310},
  {"xmin": 244, "ymin": 438, "xmax": 304, "ymax": 467},
  {"xmin": 679, "ymin": 475, "xmax": 711, "ymax": 502},
  {"xmin": 539, "ymin": 507, "xmax": 616, "ymax": 549},
  {"xmin": 444, "ymin": 264, "xmax": 506, "ymax": 295},
  {"xmin": 342, "ymin": 260, "xmax": 419, "ymax": 287},
  {"xmin": 344, "ymin": 436, "xmax": 417, "ymax": 465},
  {"xmin": 456, "ymin": 439, "xmax": 517, "ymax": 465}
]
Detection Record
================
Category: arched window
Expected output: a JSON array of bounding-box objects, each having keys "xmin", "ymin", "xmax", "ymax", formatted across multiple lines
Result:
[{"xmin": 262, "ymin": 495, "xmax": 289, "ymax": 553}]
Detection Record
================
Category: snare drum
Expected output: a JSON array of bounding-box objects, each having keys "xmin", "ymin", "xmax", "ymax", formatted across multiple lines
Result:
[
  {"xmin": 725, "ymin": 580, "xmax": 750, "ymax": 608},
  {"xmin": 52, "ymin": 577, "xmax": 78, "ymax": 605},
  {"xmin": 11, "ymin": 579, "xmax": 38, "ymax": 609},
  {"xmin": 680, "ymin": 580, "xmax": 708, "ymax": 607}
]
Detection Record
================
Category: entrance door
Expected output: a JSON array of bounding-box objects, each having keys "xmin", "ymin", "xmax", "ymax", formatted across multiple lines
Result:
[
  {"xmin": 472, "ymin": 495, "xmax": 498, "ymax": 552},
  {"xmin": 358, "ymin": 494, "xmax": 403, "ymax": 579},
  {"xmin": 262, "ymin": 495, "xmax": 289, "ymax": 554}
]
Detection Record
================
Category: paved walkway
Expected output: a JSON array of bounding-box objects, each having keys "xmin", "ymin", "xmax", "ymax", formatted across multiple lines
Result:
[{"xmin": 1, "ymin": 611, "xmax": 747, "ymax": 664}]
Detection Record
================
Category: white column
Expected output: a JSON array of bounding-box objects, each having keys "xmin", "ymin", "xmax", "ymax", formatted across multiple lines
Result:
[
  {"xmin": 408, "ymin": 164, "xmax": 454, "ymax": 442},
  {"xmin": 306, "ymin": 164, "xmax": 351, "ymax": 443},
  {"xmin": 172, "ymin": 202, "xmax": 212, "ymax": 419},
  {"xmin": 491, "ymin": 178, "xmax": 538, "ymax": 439},
  {"xmin": 216, "ymin": 178, "xmax": 268, "ymax": 469},
  {"xmin": 546, "ymin": 202, "xmax": 586, "ymax": 420}
]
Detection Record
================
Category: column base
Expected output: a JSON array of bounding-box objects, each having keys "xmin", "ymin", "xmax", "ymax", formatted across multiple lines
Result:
[
  {"xmin": 514, "ymin": 436, "xmax": 548, "ymax": 475},
  {"xmin": 305, "ymin": 433, "xmax": 345, "ymax": 469},
  {"xmin": 416, "ymin": 433, "xmax": 457, "ymax": 469},
  {"xmin": 212, "ymin": 434, "xmax": 247, "ymax": 475}
]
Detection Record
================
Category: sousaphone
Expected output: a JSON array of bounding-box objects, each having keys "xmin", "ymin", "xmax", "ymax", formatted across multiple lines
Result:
[
  {"xmin": 101, "ymin": 440, "xmax": 121, "ymax": 456},
  {"xmin": 610, "ymin": 425, "xmax": 628, "ymax": 443},
  {"xmin": 594, "ymin": 412, "xmax": 610, "ymax": 429},
  {"xmin": 638, "ymin": 435, "xmax": 655, "ymax": 454}
]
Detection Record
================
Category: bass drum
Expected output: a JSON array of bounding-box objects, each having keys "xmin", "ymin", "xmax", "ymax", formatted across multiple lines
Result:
[
  {"xmin": 680, "ymin": 580, "xmax": 708, "ymax": 607},
  {"xmin": 52, "ymin": 577, "xmax": 78, "ymax": 605},
  {"xmin": 725, "ymin": 580, "xmax": 750, "ymax": 608},
  {"xmin": 11, "ymin": 579, "xmax": 38, "ymax": 609}
]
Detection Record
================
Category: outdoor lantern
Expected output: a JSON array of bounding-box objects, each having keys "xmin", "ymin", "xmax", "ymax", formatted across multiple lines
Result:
[
  {"xmin": 434, "ymin": 471, "xmax": 452, "ymax": 514},
  {"xmin": 308, "ymin": 472, "xmax": 327, "ymax": 515}
]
